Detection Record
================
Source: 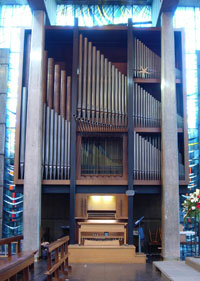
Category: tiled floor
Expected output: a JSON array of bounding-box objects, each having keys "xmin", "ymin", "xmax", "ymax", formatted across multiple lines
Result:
[{"xmin": 31, "ymin": 259, "xmax": 162, "ymax": 281}]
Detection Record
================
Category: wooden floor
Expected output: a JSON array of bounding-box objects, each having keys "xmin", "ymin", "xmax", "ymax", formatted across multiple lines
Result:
[{"xmin": 31, "ymin": 259, "xmax": 162, "ymax": 281}]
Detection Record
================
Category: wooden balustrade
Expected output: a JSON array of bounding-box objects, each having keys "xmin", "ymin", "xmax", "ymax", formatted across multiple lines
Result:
[
  {"xmin": 0, "ymin": 235, "xmax": 36, "ymax": 281},
  {"xmin": 0, "ymin": 235, "xmax": 23, "ymax": 257},
  {"xmin": 45, "ymin": 235, "xmax": 71, "ymax": 281}
]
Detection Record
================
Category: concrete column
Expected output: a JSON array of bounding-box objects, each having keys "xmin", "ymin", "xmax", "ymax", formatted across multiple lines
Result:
[
  {"xmin": 0, "ymin": 49, "xmax": 9, "ymax": 238},
  {"xmin": 161, "ymin": 12, "xmax": 180, "ymax": 260},
  {"xmin": 23, "ymin": 11, "xmax": 45, "ymax": 255}
]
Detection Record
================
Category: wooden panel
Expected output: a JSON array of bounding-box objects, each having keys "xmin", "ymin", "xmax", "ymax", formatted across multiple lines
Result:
[
  {"xmin": 75, "ymin": 194, "xmax": 87, "ymax": 219},
  {"xmin": 116, "ymin": 194, "xmax": 128, "ymax": 219},
  {"xmin": 133, "ymin": 78, "xmax": 181, "ymax": 84},
  {"xmin": 76, "ymin": 179, "xmax": 128, "ymax": 185},
  {"xmin": 69, "ymin": 245, "xmax": 146, "ymax": 264}
]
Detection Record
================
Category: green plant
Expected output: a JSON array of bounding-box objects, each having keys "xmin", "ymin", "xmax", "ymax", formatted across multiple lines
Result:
[{"xmin": 182, "ymin": 189, "xmax": 200, "ymax": 221}]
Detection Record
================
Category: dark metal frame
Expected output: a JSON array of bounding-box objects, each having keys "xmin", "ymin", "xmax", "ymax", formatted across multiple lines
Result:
[
  {"xmin": 127, "ymin": 18, "xmax": 134, "ymax": 244},
  {"xmin": 70, "ymin": 18, "xmax": 79, "ymax": 244}
]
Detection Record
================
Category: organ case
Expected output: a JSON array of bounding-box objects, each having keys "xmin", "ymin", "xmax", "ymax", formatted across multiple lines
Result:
[{"xmin": 13, "ymin": 25, "xmax": 189, "ymax": 187}]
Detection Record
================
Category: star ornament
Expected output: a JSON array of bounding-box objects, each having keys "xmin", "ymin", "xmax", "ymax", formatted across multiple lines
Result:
[{"xmin": 137, "ymin": 66, "xmax": 150, "ymax": 78}]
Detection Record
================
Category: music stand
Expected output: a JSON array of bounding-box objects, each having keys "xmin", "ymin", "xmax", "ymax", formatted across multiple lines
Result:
[{"xmin": 134, "ymin": 216, "xmax": 144, "ymax": 253}]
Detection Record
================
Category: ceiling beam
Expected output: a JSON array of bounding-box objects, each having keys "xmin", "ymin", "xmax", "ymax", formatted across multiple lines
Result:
[
  {"xmin": 27, "ymin": 0, "xmax": 57, "ymax": 25},
  {"xmin": 152, "ymin": 0, "xmax": 179, "ymax": 27}
]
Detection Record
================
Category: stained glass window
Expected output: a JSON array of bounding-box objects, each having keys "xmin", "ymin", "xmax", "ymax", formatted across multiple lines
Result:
[
  {"xmin": 0, "ymin": 5, "xmax": 32, "ymax": 237},
  {"xmin": 174, "ymin": 7, "xmax": 200, "ymax": 192},
  {"xmin": 56, "ymin": 5, "xmax": 151, "ymax": 26}
]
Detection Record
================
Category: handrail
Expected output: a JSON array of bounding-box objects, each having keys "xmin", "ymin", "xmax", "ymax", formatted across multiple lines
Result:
[
  {"xmin": 46, "ymin": 236, "xmax": 69, "ymax": 253},
  {"xmin": 45, "ymin": 235, "xmax": 71, "ymax": 280},
  {"xmin": 0, "ymin": 235, "xmax": 23, "ymax": 256}
]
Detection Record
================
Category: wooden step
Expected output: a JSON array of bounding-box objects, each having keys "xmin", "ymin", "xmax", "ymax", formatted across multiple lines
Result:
[{"xmin": 69, "ymin": 245, "xmax": 146, "ymax": 264}]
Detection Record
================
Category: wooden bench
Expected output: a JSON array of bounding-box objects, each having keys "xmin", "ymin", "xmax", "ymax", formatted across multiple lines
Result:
[
  {"xmin": 45, "ymin": 236, "xmax": 71, "ymax": 281},
  {"xmin": 0, "ymin": 236, "xmax": 36, "ymax": 281}
]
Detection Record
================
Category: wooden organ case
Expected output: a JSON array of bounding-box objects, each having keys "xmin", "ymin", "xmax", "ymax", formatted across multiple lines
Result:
[{"xmin": 14, "ymin": 23, "xmax": 189, "ymax": 246}]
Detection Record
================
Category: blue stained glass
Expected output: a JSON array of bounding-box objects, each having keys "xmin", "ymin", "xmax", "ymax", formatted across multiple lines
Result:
[
  {"xmin": 185, "ymin": 29, "xmax": 196, "ymax": 53},
  {"xmin": 99, "ymin": 5, "xmax": 113, "ymax": 25},
  {"xmin": 0, "ymin": 5, "xmax": 32, "ymax": 238},
  {"xmin": 57, "ymin": 5, "xmax": 74, "ymax": 26},
  {"xmin": 56, "ymin": 4, "xmax": 151, "ymax": 26},
  {"xmin": 186, "ymin": 69, "xmax": 197, "ymax": 95},
  {"xmin": 10, "ymin": 29, "xmax": 22, "ymax": 52},
  {"xmin": 9, "ymin": 53, "xmax": 20, "ymax": 69},
  {"xmin": 195, "ymin": 8, "xmax": 200, "ymax": 26},
  {"xmin": 0, "ymin": 27, "xmax": 11, "ymax": 48},
  {"xmin": 174, "ymin": 7, "xmax": 200, "ymax": 205},
  {"xmin": 185, "ymin": 54, "xmax": 197, "ymax": 70}
]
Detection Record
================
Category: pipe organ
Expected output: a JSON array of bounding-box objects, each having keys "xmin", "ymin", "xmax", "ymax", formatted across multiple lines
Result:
[
  {"xmin": 14, "ymin": 25, "xmax": 188, "ymax": 188},
  {"xmin": 13, "ymin": 22, "xmax": 189, "ymax": 248},
  {"xmin": 19, "ymin": 51, "xmax": 72, "ymax": 180},
  {"xmin": 76, "ymin": 34, "xmax": 128, "ymax": 130},
  {"xmin": 134, "ymin": 39, "xmax": 161, "ymax": 79}
]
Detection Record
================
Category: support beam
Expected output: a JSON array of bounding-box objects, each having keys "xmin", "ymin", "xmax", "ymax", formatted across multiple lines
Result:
[
  {"xmin": 152, "ymin": 0, "xmax": 179, "ymax": 27},
  {"xmin": 23, "ymin": 11, "xmax": 45, "ymax": 255},
  {"xmin": 161, "ymin": 12, "xmax": 180, "ymax": 260},
  {"xmin": 127, "ymin": 18, "xmax": 134, "ymax": 245},
  {"xmin": 70, "ymin": 18, "xmax": 79, "ymax": 244},
  {"xmin": 27, "ymin": 0, "xmax": 56, "ymax": 25}
]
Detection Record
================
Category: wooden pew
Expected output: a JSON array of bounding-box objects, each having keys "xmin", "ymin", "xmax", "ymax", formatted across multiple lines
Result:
[
  {"xmin": 45, "ymin": 236, "xmax": 71, "ymax": 281},
  {"xmin": 0, "ymin": 235, "xmax": 36, "ymax": 281}
]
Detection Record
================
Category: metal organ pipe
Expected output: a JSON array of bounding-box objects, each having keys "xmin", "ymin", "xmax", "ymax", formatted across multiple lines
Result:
[
  {"xmin": 34, "ymin": 52, "xmax": 72, "ymax": 181},
  {"xmin": 76, "ymin": 34, "xmax": 129, "ymax": 129}
]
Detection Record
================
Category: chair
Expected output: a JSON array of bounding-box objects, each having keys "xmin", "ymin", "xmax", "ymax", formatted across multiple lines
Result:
[{"xmin": 148, "ymin": 229, "xmax": 161, "ymax": 254}]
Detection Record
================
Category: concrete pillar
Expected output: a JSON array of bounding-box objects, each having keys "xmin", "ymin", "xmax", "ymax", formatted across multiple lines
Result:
[
  {"xmin": 0, "ymin": 49, "xmax": 9, "ymax": 238},
  {"xmin": 161, "ymin": 12, "xmax": 180, "ymax": 260},
  {"xmin": 23, "ymin": 11, "xmax": 45, "ymax": 255}
]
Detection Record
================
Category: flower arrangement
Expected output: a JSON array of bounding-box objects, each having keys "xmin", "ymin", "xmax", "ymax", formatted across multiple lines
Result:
[{"xmin": 182, "ymin": 189, "xmax": 200, "ymax": 221}]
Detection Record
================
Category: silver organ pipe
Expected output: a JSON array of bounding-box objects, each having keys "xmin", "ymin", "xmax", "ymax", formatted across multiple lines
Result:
[
  {"xmin": 40, "ymin": 56, "xmax": 71, "ymax": 180},
  {"xmin": 133, "ymin": 132, "xmax": 162, "ymax": 180},
  {"xmin": 134, "ymin": 38, "xmax": 161, "ymax": 79},
  {"xmin": 76, "ymin": 34, "xmax": 128, "ymax": 129}
]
